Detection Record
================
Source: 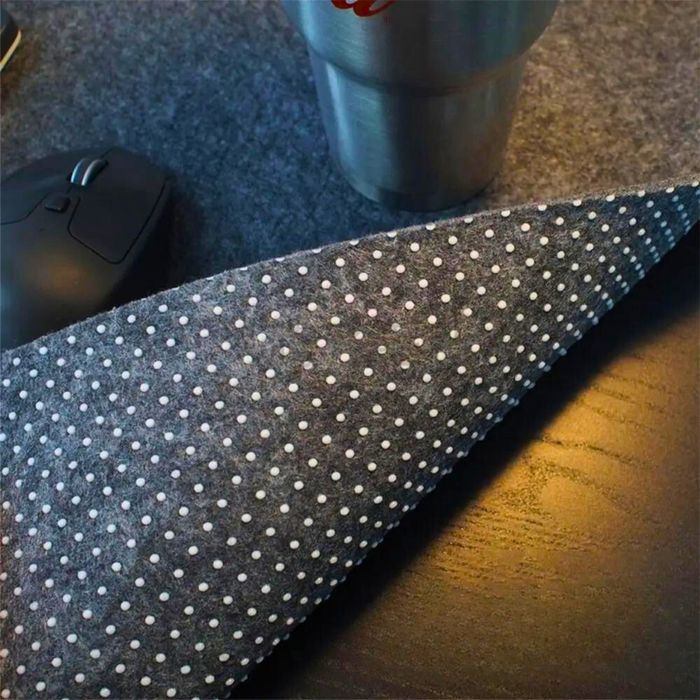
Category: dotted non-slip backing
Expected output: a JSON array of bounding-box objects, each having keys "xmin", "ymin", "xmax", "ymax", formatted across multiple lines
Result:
[{"xmin": 1, "ymin": 179, "xmax": 698, "ymax": 699}]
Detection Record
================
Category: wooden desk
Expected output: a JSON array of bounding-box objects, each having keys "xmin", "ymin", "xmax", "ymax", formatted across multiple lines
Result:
[{"xmin": 237, "ymin": 231, "xmax": 699, "ymax": 699}]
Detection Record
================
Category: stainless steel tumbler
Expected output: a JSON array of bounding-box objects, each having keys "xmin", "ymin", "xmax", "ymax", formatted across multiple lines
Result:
[{"xmin": 282, "ymin": 0, "xmax": 558, "ymax": 211}]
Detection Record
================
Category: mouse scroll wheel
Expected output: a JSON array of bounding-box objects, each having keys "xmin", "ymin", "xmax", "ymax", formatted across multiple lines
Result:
[{"xmin": 70, "ymin": 158, "xmax": 107, "ymax": 187}]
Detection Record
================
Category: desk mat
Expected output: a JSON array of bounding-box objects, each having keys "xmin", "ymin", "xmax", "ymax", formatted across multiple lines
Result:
[
  {"xmin": 1, "ymin": 0, "xmax": 698, "ymax": 283},
  {"xmin": 1, "ymin": 178, "xmax": 698, "ymax": 699}
]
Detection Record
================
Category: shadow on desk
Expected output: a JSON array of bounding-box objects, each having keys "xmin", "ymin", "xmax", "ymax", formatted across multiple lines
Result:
[{"xmin": 234, "ymin": 228, "xmax": 699, "ymax": 700}]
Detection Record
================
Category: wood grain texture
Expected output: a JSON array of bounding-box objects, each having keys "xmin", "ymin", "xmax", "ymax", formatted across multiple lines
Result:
[{"xmin": 233, "ymin": 230, "xmax": 699, "ymax": 699}]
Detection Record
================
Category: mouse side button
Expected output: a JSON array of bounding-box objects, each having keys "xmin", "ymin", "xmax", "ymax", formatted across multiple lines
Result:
[{"xmin": 44, "ymin": 194, "xmax": 71, "ymax": 213}]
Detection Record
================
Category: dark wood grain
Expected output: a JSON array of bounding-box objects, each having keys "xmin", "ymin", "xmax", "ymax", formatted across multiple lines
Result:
[{"xmin": 234, "ymin": 230, "xmax": 699, "ymax": 699}]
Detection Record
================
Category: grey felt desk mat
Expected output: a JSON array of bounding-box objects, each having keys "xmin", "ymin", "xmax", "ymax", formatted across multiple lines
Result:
[
  {"xmin": 1, "ymin": 1, "xmax": 700, "ymax": 698},
  {"xmin": 1, "ymin": 178, "xmax": 698, "ymax": 699},
  {"xmin": 1, "ymin": 0, "xmax": 698, "ymax": 283}
]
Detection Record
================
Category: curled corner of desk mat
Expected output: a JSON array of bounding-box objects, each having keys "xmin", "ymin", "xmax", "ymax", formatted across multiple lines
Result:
[{"xmin": 0, "ymin": 177, "xmax": 698, "ymax": 699}]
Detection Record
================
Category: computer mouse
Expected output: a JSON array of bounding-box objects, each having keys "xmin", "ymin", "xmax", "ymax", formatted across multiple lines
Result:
[{"xmin": 0, "ymin": 146, "xmax": 172, "ymax": 350}]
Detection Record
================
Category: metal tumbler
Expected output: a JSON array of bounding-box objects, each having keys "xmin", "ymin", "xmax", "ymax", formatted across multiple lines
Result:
[{"xmin": 282, "ymin": 0, "xmax": 558, "ymax": 211}]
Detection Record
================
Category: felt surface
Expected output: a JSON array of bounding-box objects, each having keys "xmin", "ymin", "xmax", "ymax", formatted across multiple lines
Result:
[
  {"xmin": 0, "ymin": 0, "xmax": 698, "ymax": 287},
  {"xmin": 1, "ymin": 2, "xmax": 699, "ymax": 698},
  {"xmin": 1, "ymin": 179, "xmax": 698, "ymax": 699}
]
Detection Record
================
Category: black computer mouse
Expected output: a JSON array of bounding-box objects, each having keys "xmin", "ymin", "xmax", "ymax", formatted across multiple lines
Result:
[{"xmin": 0, "ymin": 146, "xmax": 172, "ymax": 350}]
